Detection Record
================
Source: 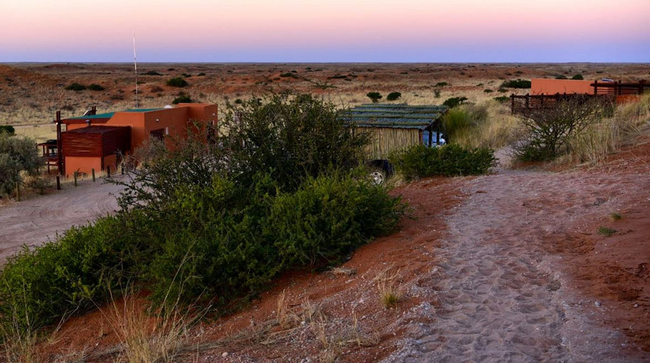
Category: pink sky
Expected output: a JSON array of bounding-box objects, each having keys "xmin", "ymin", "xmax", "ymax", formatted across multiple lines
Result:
[{"xmin": 1, "ymin": 0, "xmax": 649, "ymax": 62}]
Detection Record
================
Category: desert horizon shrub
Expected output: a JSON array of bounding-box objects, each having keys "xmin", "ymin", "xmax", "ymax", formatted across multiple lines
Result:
[
  {"xmin": 572, "ymin": 74, "xmax": 584, "ymax": 80},
  {"xmin": 166, "ymin": 77, "xmax": 188, "ymax": 88},
  {"xmin": 386, "ymin": 92, "xmax": 402, "ymax": 101},
  {"xmin": 435, "ymin": 82, "xmax": 448, "ymax": 87},
  {"xmin": 555, "ymin": 75, "xmax": 568, "ymax": 79},
  {"xmin": 64, "ymin": 83, "xmax": 86, "ymax": 91},
  {"xmin": 494, "ymin": 96, "xmax": 510, "ymax": 103},
  {"xmin": 391, "ymin": 144, "xmax": 496, "ymax": 180},
  {"xmin": 143, "ymin": 71, "xmax": 163, "ymax": 76},
  {"xmin": 88, "ymin": 84, "xmax": 105, "ymax": 91},
  {"xmin": 366, "ymin": 92, "xmax": 382, "ymax": 103},
  {"xmin": 500, "ymin": 79, "xmax": 531, "ymax": 89},
  {"xmin": 442, "ymin": 96, "xmax": 468, "ymax": 108},
  {"xmin": 172, "ymin": 95, "xmax": 192, "ymax": 104}
]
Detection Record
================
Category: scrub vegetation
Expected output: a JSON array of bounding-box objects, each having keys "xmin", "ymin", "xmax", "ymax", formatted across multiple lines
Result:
[{"xmin": 0, "ymin": 93, "xmax": 405, "ymax": 350}]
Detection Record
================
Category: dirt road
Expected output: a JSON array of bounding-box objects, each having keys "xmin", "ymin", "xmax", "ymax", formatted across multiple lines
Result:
[
  {"xmin": 385, "ymin": 166, "xmax": 650, "ymax": 362},
  {"xmin": 0, "ymin": 177, "xmax": 124, "ymax": 261}
]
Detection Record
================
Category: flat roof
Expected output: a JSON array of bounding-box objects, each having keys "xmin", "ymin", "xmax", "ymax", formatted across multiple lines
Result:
[
  {"xmin": 341, "ymin": 104, "xmax": 448, "ymax": 130},
  {"xmin": 64, "ymin": 125, "xmax": 130, "ymax": 134},
  {"xmin": 65, "ymin": 108, "xmax": 164, "ymax": 121}
]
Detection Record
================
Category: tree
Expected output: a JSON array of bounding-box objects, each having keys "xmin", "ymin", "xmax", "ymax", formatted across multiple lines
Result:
[
  {"xmin": 0, "ymin": 133, "xmax": 42, "ymax": 196},
  {"xmin": 387, "ymin": 92, "xmax": 402, "ymax": 101},
  {"xmin": 366, "ymin": 92, "xmax": 382, "ymax": 103}
]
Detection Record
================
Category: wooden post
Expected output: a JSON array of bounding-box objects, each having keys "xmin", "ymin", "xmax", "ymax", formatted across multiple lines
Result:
[
  {"xmin": 510, "ymin": 94, "xmax": 515, "ymax": 114},
  {"xmin": 55, "ymin": 111, "xmax": 63, "ymax": 175},
  {"xmin": 56, "ymin": 175, "xmax": 61, "ymax": 190},
  {"xmin": 107, "ymin": 165, "xmax": 111, "ymax": 178},
  {"xmin": 73, "ymin": 172, "xmax": 78, "ymax": 187},
  {"xmin": 16, "ymin": 182, "xmax": 20, "ymax": 202},
  {"xmin": 525, "ymin": 94, "xmax": 530, "ymax": 109},
  {"xmin": 594, "ymin": 80, "xmax": 598, "ymax": 95},
  {"xmin": 92, "ymin": 168, "xmax": 96, "ymax": 182},
  {"xmin": 639, "ymin": 80, "xmax": 644, "ymax": 95},
  {"xmin": 121, "ymin": 164, "xmax": 124, "ymax": 175},
  {"xmin": 541, "ymin": 93, "xmax": 545, "ymax": 109}
]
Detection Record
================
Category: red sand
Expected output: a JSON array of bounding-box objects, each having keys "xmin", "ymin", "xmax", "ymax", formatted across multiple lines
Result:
[{"xmin": 38, "ymin": 141, "xmax": 650, "ymax": 362}]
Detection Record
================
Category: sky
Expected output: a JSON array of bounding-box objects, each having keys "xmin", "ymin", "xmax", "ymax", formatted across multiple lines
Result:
[{"xmin": 1, "ymin": 0, "xmax": 649, "ymax": 63}]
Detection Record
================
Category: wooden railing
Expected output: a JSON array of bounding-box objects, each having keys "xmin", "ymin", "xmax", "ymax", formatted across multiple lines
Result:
[
  {"xmin": 510, "ymin": 93, "xmax": 613, "ymax": 114},
  {"xmin": 592, "ymin": 80, "xmax": 649, "ymax": 96}
]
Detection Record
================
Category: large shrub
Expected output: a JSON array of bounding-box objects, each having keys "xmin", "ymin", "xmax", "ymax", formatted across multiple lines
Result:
[
  {"xmin": 0, "ymin": 133, "xmax": 42, "ymax": 196},
  {"xmin": 219, "ymin": 93, "xmax": 369, "ymax": 192},
  {"xmin": 392, "ymin": 144, "xmax": 496, "ymax": 180},
  {"xmin": 514, "ymin": 98, "xmax": 609, "ymax": 161}
]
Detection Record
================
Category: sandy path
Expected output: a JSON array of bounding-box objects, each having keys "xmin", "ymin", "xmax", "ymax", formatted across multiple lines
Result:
[
  {"xmin": 0, "ymin": 177, "xmax": 124, "ymax": 260},
  {"xmin": 386, "ymin": 168, "xmax": 650, "ymax": 362}
]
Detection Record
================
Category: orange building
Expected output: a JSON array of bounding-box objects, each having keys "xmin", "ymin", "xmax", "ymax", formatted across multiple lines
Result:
[
  {"xmin": 530, "ymin": 78, "xmax": 595, "ymax": 95},
  {"xmin": 56, "ymin": 103, "xmax": 217, "ymax": 176}
]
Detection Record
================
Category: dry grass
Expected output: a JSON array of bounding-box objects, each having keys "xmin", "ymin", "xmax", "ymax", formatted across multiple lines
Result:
[
  {"xmin": 96, "ymin": 286, "xmax": 204, "ymax": 363},
  {"xmin": 560, "ymin": 95, "xmax": 650, "ymax": 165},
  {"xmin": 450, "ymin": 100, "xmax": 523, "ymax": 150},
  {"xmin": 374, "ymin": 266, "xmax": 402, "ymax": 309}
]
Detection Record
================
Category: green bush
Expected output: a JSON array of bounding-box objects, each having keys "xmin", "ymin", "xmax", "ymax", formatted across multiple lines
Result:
[
  {"xmin": 0, "ymin": 133, "xmax": 42, "ymax": 195},
  {"xmin": 166, "ymin": 77, "xmax": 189, "ymax": 88},
  {"xmin": 572, "ymin": 74, "xmax": 584, "ymax": 80},
  {"xmin": 483, "ymin": 89, "xmax": 493, "ymax": 93},
  {"xmin": 143, "ymin": 71, "xmax": 163, "ymax": 76},
  {"xmin": 392, "ymin": 144, "xmax": 496, "ymax": 180},
  {"xmin": 0, "ymin": 212, "xmax": 154, "ymax": 333},
  {"xmin": 268, "ymin": 173, "xmax": 403, "ymax": 267},
  {"xmin": 435, "ymin": 82, "xmax": 448, "ymax": 87},
  {"xmin": 172, "ymin": 95, "xmax": 192, "ymax": 104},
  {"xmin": 147, "ymin": 172, "xmax": 403, "ymax": 304},
  {"xmin": 386, "ymin": 92, "xmax": 402, "ymax": 101},
  {"xmin": 555, "ymin": 75, "xmax": 568, "ymax": 79},
  {"xmin": 493, "ymin": 96, "xmax": 510, "ymax": 103},
  {"xmin": 443, "ymin": 96, "xmax": 468, "ymax": 108},
  {"xmin": 500, "ymin": 79, "xmax": 531, "ymax": 89},
  {"xmin": 0, "ymin": 125, "xmax": 15, "ymax": 135},
  {"xmin": 367, "ymin": 92, "xmax": 382, "ymax": 103},
  {"xmin": 64, "ymin": 83, "xmax": 86, "ymax": 91}
]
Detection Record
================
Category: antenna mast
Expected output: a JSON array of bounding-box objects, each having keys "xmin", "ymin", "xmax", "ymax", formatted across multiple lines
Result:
[{"xmin": 133, "ymin": 32, "xmax": 139, "ymax": 108}]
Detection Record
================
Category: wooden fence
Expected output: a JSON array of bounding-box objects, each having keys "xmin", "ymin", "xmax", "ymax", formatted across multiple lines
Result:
[
  {"xmin": 510, "ymin": 93, "xmax": 612, "ymax": 114},
  {"xmin": 592, "ymin": 80, "xmax": 649, "ymax": 96}
]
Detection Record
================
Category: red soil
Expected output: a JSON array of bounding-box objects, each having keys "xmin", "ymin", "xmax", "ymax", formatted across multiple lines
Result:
[{"xmin": 39, "ymin": 140, "xmax": 650, "ymax": 362}]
